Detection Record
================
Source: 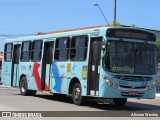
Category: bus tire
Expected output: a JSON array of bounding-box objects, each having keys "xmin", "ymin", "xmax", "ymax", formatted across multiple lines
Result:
[
  {"xmin": 113, "ymin": 98, "xmax": 127, "ymax": 106},
  {"xmin": 20, "ymin": 77, "xmax": 30, "ymax": 96},
  {"xmin": 72, "ymin": 83, "xmax": 86, "ymax": 105}
]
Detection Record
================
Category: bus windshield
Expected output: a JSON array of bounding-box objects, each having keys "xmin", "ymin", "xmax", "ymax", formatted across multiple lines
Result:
[{"xmin": 103, "ymin": 40, "xmax": 157, "ymax": 75}]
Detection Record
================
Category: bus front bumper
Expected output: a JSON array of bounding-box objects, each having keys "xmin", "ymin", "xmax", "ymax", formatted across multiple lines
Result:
[{"xmin": 99, "ymin": 83, "xmax": 156, "ymax": 99}]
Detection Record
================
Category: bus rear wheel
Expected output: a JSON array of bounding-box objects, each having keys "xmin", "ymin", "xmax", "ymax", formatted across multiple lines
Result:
[
  {"xmin": 113, "ymin": 98, "xmax": 127, "ymax": 106},
  {"xmin": 20, "ymin": 77, "xmax": 36, "ymax": 96},
  {"xmin": 72, "ymin": 83, "xmax": 86, "ymax": 105}
]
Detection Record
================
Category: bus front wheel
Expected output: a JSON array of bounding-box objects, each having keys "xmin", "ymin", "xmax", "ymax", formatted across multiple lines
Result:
[
  {"xmin": 113, "ymin": 98, "xmax": 127, "ymax": 106},
  {"xmin": 72, "ymin": 83, "xmax": 86, "ymax": 105}
]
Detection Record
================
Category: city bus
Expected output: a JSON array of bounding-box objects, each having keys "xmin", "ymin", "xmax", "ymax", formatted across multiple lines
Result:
[{"xmin": 1, "ymin": 26, "xmax": 158, "ymax": 106}]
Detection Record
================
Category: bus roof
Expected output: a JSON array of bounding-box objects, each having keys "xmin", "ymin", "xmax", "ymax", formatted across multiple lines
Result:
[
  {"xmin": 5, "ymin": 25, "xmax": 111, "ymax": 42},
  {"xmin": 40, "ymin": 24, "xmax": 113, "ymax": 35},
  {"xmin": 4, "ymin": 25, "xmax": 156, "ymax": 43}
]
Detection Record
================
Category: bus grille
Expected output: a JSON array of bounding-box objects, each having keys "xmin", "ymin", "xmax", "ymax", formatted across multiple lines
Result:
[
  {"xmin": 119, "ymin": 85, "xmax": 146, "ymax": 89},
  {"xmin": 114, "ymin": 75, "xmax": 153, "ymax": 82},
  {"xmin": 121, "ymin": 91, "xmax": 144, "ymax": 97}
]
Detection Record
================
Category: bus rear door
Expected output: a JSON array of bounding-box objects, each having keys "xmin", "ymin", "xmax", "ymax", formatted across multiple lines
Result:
[
  {"xmin": 41, "ymin": 41, "xmax": 54, "ymax": 91},
  {"xmin": 88, "ymin": 37, "xmax": 102, "ymax": 96},
  {"xmin": 12, "ymin": 44, "xmax": 21, "ymax": 87}
]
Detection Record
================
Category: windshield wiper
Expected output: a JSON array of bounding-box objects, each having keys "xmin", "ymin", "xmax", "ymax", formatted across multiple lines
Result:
[
  {"xmin": 137, "ymin": 41, "xmax": 148, "ymax": 53},
  {"xmin": 135, "ymin": 41, "xmax": 148, "ymax": 59}
]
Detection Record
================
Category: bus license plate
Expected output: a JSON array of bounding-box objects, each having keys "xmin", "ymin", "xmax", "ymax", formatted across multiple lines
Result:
[{"xmin": 129, "ymin": 91, "xmax": 137, "ymax": 96}]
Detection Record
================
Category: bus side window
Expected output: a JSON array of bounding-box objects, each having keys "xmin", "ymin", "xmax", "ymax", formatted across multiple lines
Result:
[
  {"xmin": 70, "ymin": 36, "xmax": 88, "ymax": 61},
  {"xmin": 54, "ymin": 37, "xmax": 70, "ymax": 61},
  {"xmin": 46, "ymin": 42, "xmax": 54, "ymax": 64},
  {"xmin": 4, "ymin": 43, "xmax": 13, "ymax": 62},
  {"xmin": 21, "ymin": 41, "xmax": 31, "ymax": 62},
  {"xmin": 31, "ymin": 40, "xmax": 42, "ymax": 61}
]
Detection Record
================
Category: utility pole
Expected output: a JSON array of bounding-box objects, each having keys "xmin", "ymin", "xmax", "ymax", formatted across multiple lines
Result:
[{"xmin": 114, "ymin": 0, "xmax": 117, "ymax": 25}]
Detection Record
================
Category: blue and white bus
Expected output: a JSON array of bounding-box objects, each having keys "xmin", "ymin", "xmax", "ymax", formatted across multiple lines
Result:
[{"xmin": 2, "ymin": 26, "xmax": 158, "ymax": 106}]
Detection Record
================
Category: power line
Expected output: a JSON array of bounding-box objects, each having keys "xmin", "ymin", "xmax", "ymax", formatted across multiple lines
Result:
[
  {"xmin": 0, "ymin": 33, "xmax": 34, "ymax": 38},
  {"xmin": 0, "ymin": 34, "xmax": 31, "ymax": 36},
  {"xmin": 0, "ymin": 28, "xmax": 43, "ymax": 32}
]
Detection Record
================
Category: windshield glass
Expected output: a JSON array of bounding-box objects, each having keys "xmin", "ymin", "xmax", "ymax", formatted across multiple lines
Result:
[{"xmin": 103, "ymin": 40, "xmax": 157, "ymax": 75}]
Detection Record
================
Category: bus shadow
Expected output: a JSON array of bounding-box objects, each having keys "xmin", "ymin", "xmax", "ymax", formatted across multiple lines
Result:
[
  {"xmin": 86, "ymin": 100, "xmax": 160, "ymax": 111},
  {"xmin": 34, "ymin": 94, "xmax": 73, "ymax": 104},
  {"xmin": 33, "ymin": 94, "xmax": 160, "ymax": 111}
]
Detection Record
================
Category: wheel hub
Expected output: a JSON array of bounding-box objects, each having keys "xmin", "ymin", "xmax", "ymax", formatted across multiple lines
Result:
[
  {"xmin": 21, "ymin": 80, "xmax": 26, "ymax": 93},
  {"xmin": 74, "ymin": 88, "xmax": 80, "ymax": 100}
]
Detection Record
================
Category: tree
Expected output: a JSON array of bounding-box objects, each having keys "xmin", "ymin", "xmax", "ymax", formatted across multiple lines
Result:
[
  {"xmin": 113, "ymin": 20, "xmax": 120, "ymax": 26},
  {"xmin": 131, "ymin": 24, "xmax": 136, "ymax": 28}
]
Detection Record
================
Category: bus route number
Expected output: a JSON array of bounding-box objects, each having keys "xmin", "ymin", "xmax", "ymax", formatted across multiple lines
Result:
[{"xmin": 91, "ymin": 32, "xmax": 99, "ymax": 37}]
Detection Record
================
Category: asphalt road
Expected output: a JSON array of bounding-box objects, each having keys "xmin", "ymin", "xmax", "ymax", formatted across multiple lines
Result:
[{"xmin": 0, "ymin": 85, "xmax": 160, "ymax": 120}]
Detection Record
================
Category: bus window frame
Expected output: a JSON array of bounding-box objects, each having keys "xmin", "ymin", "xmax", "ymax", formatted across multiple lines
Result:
[
  {"xmin": 70, "ymin": 35, "xmax": 88, "ymax": 61},
  {"xmin": 20, "ymin": 41, "xmax": 32, "ymax": 62},
  {"xmin": 54, "ymin": 37, "xmax": 70, "ymax": 61},
  {"xmin": 4, "ymin": 43, "xmax": 13, "ymax": 62},
  {"xmin": 31, "ymin": 40, "xmax": 43, "ymax": 62}
]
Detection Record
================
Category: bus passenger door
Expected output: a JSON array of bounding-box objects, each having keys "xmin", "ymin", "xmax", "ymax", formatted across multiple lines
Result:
[
  {"xmin": 41, "ymin": 41, "xmax": 54, "ymax": 90},
  {"xmin": 88, "ymin": 37, "xmax": 102, "ymax": 96},
  {"xmin": 12, "ymin": 44, "xmax": 21, "ymax": 87}
]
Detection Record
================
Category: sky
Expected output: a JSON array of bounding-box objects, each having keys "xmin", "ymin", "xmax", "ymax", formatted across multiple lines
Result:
[{"xmin": 0, "ymin": 0, "xmax": 160, "ymax": 51}]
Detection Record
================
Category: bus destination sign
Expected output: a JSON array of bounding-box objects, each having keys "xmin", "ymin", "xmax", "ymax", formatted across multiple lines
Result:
[{"xmin": 107, "ymin": 28, "xmax": 156, "ymax": 41}]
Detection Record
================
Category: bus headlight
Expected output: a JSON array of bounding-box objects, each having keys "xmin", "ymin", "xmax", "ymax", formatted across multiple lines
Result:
[
  {"xmin": 103, "ymin": 76, "xmax": 118, "ymax": 89},
  {"xmin": 109, "ymin": 82, "xmax": 113, "ymax": 87},
  {"xmin": 147, "ymin": 86, "xmax": 151, "ymax": 90},
  {"xmin": 147, "ymin": 84, "xmax": 155, "ymax": 90},
  {"xmin": 103, "ymin": 76, "xmax": 110, "ymax": 84},
  {"xmin": 146, "ymin": 80, "xmax": 158, "ymax": 91},
  {"xmin": 153, "ymin": 80, "xmax": 158, "ymax": 85}
]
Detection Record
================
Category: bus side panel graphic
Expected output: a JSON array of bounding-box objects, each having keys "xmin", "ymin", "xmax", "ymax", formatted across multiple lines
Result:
[
  {"xmin": 32, "ymin": 62, "xmax": 49, "ymax": 90},
  {"xmin": 52, "ymin": 62, "xmax": 62, "ymax": 92}
]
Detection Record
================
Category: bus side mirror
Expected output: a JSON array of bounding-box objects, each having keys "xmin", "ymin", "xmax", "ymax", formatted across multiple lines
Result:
[{"xmin": 102, "ymin": 45, "xmax": 105, "ymax": 53}]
